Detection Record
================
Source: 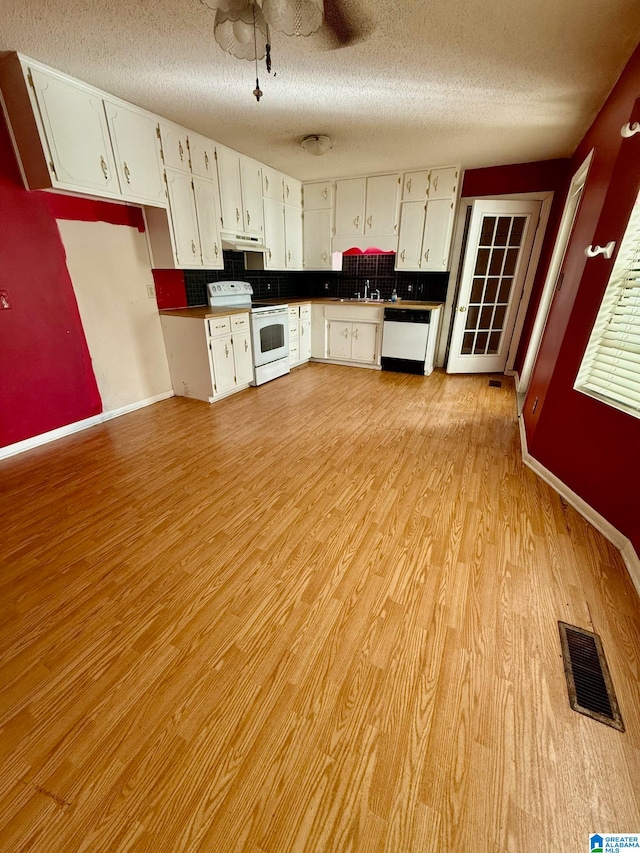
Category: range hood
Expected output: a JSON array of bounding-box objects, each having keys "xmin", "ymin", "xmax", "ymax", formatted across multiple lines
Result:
[{"xmin": 220, "ymin": 231, "xmax": 267, "ymax": 253}]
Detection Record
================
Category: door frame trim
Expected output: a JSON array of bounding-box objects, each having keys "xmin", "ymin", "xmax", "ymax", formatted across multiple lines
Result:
[{"xmin": 437, "ymin": 191, "xmax": 553, "ymax": 370}]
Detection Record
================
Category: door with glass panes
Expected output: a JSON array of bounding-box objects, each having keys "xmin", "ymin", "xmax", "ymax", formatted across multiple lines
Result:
[{"xmin": 447, "ymin": 200, "xmax": 540, "ymax": 373}]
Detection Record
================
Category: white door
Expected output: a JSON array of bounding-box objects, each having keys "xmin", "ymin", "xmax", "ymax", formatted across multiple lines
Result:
[
  {"xmin": 299, "ymin": 320, "xmax": 311, "ymax": 361},
  {"xmin": 193, "ymin": 177, "xmax": 223, "ymax": 269},
  {"xmin": 188, "ymin": 132, "xmax": 215, "ymax": 180},
  {"xmin": 402, "ymin": 171, "xmax": 430, "ymax": 201},
  {"xmin": 422, "ymin": 198, "xmax": 455, "ymax": 270},
  {"xmin": 211, "ymin": 335, "xmax": 236, "ymax": 395},
  {"xmin": 263, "ymin": 199, "xmax": 286, "ymax": 269},
  {"xmin": 428, "ymin": 167, "xmax": 459, "ymax": 199},
  {"xmin": 284, "ymin": 204, "xmax": 303, "ymax": 269},
  {"xmin": 216, "ymin": 145, "xmax": 243, "ymax": 231},
  {"xmin": 447, "ymin": 200, "xmax": 540, "ymax": 373},
  {"xmin": 158, "ymin": 120, "xmax": 190, "ymax": 173},
  {"xmin": 233, "ymin": 331, "xmax": 253, "ymax": 385},
  {"xmin": 351, "ymin": 322, "xmax": 378, "ymax": 363},
  {"xmin": 327, "ymin": 321, "xmax": 352, "ymax": 359},
  {"xmin": 335, "ymin": 178, "xmax": 366, "ymax": 235},
  {"xmin": 303, "ymin": 181, "xmax": 332, "ymax": 209},
  {"xmin": 104, "ymin": 101, "xmax": 165, "ymax": 205},
  {"xmin": 239, "ymin": 157, "xmax": 263, "ymax": 236}
]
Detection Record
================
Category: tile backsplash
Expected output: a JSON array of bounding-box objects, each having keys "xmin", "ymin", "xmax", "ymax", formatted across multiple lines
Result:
[{"xmin": 184, "ymin": 252, "xmax": 449, "ymax": 307}]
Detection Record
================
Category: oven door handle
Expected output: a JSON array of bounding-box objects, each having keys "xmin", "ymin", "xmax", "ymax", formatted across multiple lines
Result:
[{"xmin": 254, "ymin": 309, "xmax": 287, "ymax": 318}]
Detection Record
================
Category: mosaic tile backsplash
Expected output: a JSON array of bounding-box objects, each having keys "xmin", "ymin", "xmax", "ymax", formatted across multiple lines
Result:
[{"xmin": 184, "ymin": 252, "xmax": 449, "ymax": 307}]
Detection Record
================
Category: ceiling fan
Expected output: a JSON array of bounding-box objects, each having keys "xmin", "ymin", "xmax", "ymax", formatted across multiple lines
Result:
[{"xmin": 201, "ymin": 0, "xmax": 369, "ymax": 99}]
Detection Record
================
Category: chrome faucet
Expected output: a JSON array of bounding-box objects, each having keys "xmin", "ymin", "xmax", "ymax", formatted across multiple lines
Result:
[
  {"xmin": 363, "ymin": 280, "xmax": 370, "ymax": 299},
  {"xmin": 371, "ymin": 288, "xmax": 381, "ymax": 301}
]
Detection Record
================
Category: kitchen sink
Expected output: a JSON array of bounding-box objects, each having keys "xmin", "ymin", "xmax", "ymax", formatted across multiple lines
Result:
[{"xmin": 333, "ymin": 297, "xmax": 386, "ymax": 303}]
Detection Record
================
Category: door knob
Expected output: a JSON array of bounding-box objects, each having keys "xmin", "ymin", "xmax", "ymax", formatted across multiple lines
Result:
[{"xmin": 459, "ymin": 306, "xmax": 466, "ymax": 312}]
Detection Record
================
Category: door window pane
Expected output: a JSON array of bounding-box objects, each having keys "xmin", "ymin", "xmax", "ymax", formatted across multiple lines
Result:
[
  {"xmin": 495, "ymin": 217, "xmax": 511, "ymax": 245},
  {"xmin": 504, "ymin": 248, "xmax": 519, "ymax": 276},
  {"xmin": 475, "ymin": 248, "xmax": 490, "ymax": 275},
  {"xmin": 489, "ymin": 248, "xmax": 505, "ymax": 276},
  {"xmin": 462, "ymin": 332, "xmax": 474, "ymax": 354},
  {"xmin": 474, "ymin": 331, "xmax": 489, "ymax": 353},
  {"xmin": 480, "ymin": 305, "xmax": 494, "ymax": 328},
  {"xmin": 509, "ymin": 217, "xmax": 526, "ymax": 246},
  {"xmin": 487, "ymin": 331, "xmax": 502, "ymax": 354},
  {"xmin": 498, "ymin": 278, "xmax": 513, "ymax": 302},
  {"xmin": 485, "ymin": 278, "xmax": 499, "ymax": 302},
  {"xmin": 493, "ymin": 304, "xmax": 507, "ymax": 329},
  {"xmin": 466, "ymin": 305, "xmax": 480, "ymax": 330},
  {"xmin": 470, "ymin": 278, "xmax": 484, "ymax": 302},
  {"xmin": 480, "ymin": 217, "xmax": 496, "ymax": 245}
]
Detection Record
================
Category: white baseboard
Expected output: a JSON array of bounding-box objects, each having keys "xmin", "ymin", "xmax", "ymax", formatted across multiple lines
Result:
[
  {"xmin": 518, "ymin": 415, "xmax": 640, "ymax": 598},
  {"xmin": 0, "ymin": 390, "xmax": 174, "ymax": 461}
]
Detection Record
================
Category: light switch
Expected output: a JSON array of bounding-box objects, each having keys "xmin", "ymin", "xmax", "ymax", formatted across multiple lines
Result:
[{"xmin": 146, "ymin": 285, "xmax": 155, "ymax": 299}]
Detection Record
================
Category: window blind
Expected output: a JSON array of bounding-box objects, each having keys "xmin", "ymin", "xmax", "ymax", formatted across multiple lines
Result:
[{"xmin": 575, "ymin": 189, "xmax": 640, "ymax": 418}]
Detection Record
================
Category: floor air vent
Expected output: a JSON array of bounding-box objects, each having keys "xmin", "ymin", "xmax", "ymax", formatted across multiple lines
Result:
[
  {"xmin": 488, "ymin": 379, "xmax": 502, "ymax": 387},
  {"xmin": 558, "ymin": 621, "xmax": 624, "ymax": 731}
]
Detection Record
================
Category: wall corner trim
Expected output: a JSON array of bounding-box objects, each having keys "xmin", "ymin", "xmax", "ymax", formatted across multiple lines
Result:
[
  {"xmin": 518, "ymin": 415, "xmax": 640, "ymax": 599},
  {"xmin": 0, "ymin": 391, "xmax": 175, "ymax": 461}
]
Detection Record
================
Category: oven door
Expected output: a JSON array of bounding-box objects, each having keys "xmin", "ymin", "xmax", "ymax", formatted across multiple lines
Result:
[{"xmin": 250, "ymin": 308, "xmax": 290, "ymax": 367}]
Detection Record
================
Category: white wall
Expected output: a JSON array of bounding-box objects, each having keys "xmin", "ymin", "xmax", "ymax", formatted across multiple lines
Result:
[{"xmin": 57, "ymin": 219, "xmax": 172, "ymax": 412}]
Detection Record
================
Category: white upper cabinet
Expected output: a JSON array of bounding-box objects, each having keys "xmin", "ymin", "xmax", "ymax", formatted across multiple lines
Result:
[
  {"xmin": 188, "ymin": 132, "xmax": 215, "ymax": 180},
  {"xmin": 284, "ymin": 204, "xmax": 303, "ymax": 269},
  {"xmin": 164, "ymin": 169, "xmax": 201, "ymax": 267},
  {"xmin": 428, "ymin": 167, "xmax": 459, "ymax": 199},
  {"xmin": 303, "ymin": 208, "xmax": 332, "ymax": 269},
  {"xmin": 403, "ymin": 170, "xmax": 430, "ymax": 201},
  {"xmin": 284, "ymin": 176, "xmax": 302, "ymax": 207},
  {"xmin": 422, "ymin": 198, "xmax": 455, "ymax": 270},
  {"xmin": 303, "ymin": 181, "xmax": 333, "ymax": 209},
  {"xmin": 216, "ymin": 144, "xmax": 244, "ymax": 232},
  {"xmin": 239, "ymin": 156, "xmax": 264, "ymax": 237},
  {"xmin": 396, "ymin": 201, "xmax": 427, "ymax": 270},
  {"xmin": 365, "ymin": 174, "xmax": 400, "ymax": 234},
  {"xmin": 263, "ymin": 197, "xmax": 286, "ymax": 269},
  {"xmin": 193, "ymin": 176, "xmax": 223, "ymax": 268},
  {"xmin": 6, "ymin": 60, "xmax": 120, "ymax": 196},
  {"xmin": 262, "ymin": 165, "xmax": 284, "ymax": 202},
  {"xmin": 335, "ymin": 174, "xmax": 400, "ymax": 237},
  {"xmin": 103, "ymin": 100, "xmax": 165, "ymax": 206},
  {"xmin": 158, "ymin": 120, "xmax": 190, "ymax": 173},
  {"xmin": 335, "ymin": 178, "xmax": 366, "ymax": 236}
]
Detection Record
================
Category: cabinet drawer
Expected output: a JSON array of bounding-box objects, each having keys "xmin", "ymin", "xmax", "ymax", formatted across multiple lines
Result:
[
  {"xmin": 207, "ymin": 316, "xmax": 231, "ymax": 337},
  {"xmin": 230, "ymin": 312, "xmax": 250, "ymax": 331},
  {"xmin": 288, "ymin": 305, "xmax": 299, "ymax": 320},
  {"xmin": 299, "ymin": 303, "xmax": 311, "ymax": 320},
  {"xmin": 289, "ymin": 321, "xmax": 299, "ymax": 339},
  {"xmin": 289, "ymin": 341, "xmax": 299, "ymax": 360}
]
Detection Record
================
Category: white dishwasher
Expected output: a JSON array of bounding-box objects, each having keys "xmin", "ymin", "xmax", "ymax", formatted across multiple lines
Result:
[{"xmin": 381, "ymin": 307, "xmax": 434, "ymax": 375}]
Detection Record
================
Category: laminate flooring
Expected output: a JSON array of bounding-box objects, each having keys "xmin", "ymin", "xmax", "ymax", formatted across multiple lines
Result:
[{"xmin": 1, "ymin": 364, "xmax": 639, "ymax": 852}]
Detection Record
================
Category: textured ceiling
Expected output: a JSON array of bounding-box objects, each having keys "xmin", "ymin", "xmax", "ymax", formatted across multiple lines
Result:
[{"xmin": 1, "ymin": 0, "xmax": 639, "ymax": 181}]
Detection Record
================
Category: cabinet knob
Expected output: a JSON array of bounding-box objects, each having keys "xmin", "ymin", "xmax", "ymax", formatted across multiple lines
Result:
[
  {"xmin": 123, "ymin": 162, "xmax": 131, "ymax": 184},
  {"xmin": 100, "ymin": 156, "xmax": 109, "ymax": 180},
  {"xmin": 321, "ymin": 252, "xmax": 327, "ymax": 260}
]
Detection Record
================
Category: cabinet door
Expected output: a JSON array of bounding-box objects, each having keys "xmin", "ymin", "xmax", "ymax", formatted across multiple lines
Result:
[
  {"xmin": 303, "ymin": 181, "xmax": 332, "ymax": 209},
  {"xmin": 351, "ymin": 322, "xmax": 378, "ymax": 363},
  {"xmin": 299, "ymin": 319, "xmax": 311, "ymax": 361},
  {"xmin": 396, "ymin": 201, "xmax": 426, "ymax": 270},
  {"xmin": 263, "ymin": 198, "xmax": 286, "ymax": 269},
  {"xmin": 104, "ymin": 101, "xmax": 165, "ymax": 205},
  {"xmin": 189, "ymin": 132, "xmax": 215, "ymax": 180},
  {"xmin": 233, "ymin": 330, "xmax": 254, "ymax": 385},
  {"xmin": 193, "ymin": 176, "xmax": 223, "ymax": 268},
  {"xmin": 284, "ymin": 176, "xmax": 302, "ymax": 207},
  {"xmin": 28, "ymin": 66, "xmax": 119, "ymax": 195},
  {"xmin": 335, "ymin": 178, "xmax": 366, "ymax": 235},
  {"xmin": 216, "ymin": 145, "xmax": 243, "ymax": 231},
  {"xmin": 284, "ymin": 204, "xmax": 303, "ymax": 269},
  {"xmin": 403, "ymin": 170, "xmax": 430, "ymax": 201},
  {"xmin": 158, "ymin": 120, "xmax": 190, "ymax": 173},
  {"xmin": 327, "ymin": 321, "xmax": 352, "ymax": 360},
  {"xmin": 165, "ymin": 170, "xmax": 201, "ymax": 267},
  {"xmin": 303, "ymin": 208, "xmax": 332, "ymax": 269},
  {"xmin": 428, "ymin": 167, "xmax": 459, "ymax": 199},
  {"xmin": 262, "ymin": 166, "xmax": 283, "ymax": 201},
  {"xmin": 422, "ymin": 198, "xmax": 455, "ymax": 270},
  {"xmin": 240, "ymin": 156, "xmax": 264, "ymax": 236},
  {"xmin": 210, "ymin": 335, "xmax": 236, "ymax": 395},
  {"xmin": 365, "ymin": 174, "xmax": 400, "ymax": 235}
]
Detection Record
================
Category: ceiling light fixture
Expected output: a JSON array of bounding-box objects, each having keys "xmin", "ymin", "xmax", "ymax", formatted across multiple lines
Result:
[{"xmin": 301, "ymin": 134, "xmax": 332, "ymax": 156}]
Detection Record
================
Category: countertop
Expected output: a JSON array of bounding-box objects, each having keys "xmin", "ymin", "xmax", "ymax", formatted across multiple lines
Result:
[{"xmin": 158, "ymin": 299, "xmax": 444, "ymax": 319}]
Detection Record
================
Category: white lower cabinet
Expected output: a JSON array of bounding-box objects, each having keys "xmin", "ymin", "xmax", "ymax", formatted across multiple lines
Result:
[
  {"xmin": 327, "ymin": 320, "xmax": 378, "ymax": 363},
  {"xmin": 160, "ymin": 312, "xmax": 253, "ymax": 403},
  {"xmin": 288, "ymin": 303, "xmax": 311, "ymax": 367}
]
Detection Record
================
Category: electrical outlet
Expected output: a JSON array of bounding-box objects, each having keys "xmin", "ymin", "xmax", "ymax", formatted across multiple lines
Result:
[
  {"xmin": 0, "ymin": 290, "xmax": 11, "ymax": 309},
  {"xmin": 407, "ymin": 284, "xmax": 413, "ymax": 293},
  {"xmin": 267, "ymin": 282, "xmax": 271, "ymax": 290},
  {"xmin": 146, "ymin": 285, "xmax": 155, "ymax": 299},
  {"xmin": 324, "ymin": 282, "xmax": 329, "ymax": 291}
]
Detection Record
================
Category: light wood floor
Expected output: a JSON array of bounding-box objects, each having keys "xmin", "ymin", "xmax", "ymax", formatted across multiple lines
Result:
[{"xmin": 1, "ymin": 365, "xmax": 639, "ymax": 852}]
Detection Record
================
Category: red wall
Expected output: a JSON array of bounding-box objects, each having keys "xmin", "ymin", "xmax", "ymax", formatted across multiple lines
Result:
[
  {"xmin": 0, "ymin": 111, "xmax": 103, "ymax": 448},
  {"xmin": 523, "ymin": 44, "xmax": 640, "ymax": 554}
]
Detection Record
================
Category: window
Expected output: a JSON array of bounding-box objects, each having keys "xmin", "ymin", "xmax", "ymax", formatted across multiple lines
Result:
[{"xmin": 575, "ymin": 188, "xmax": 640, "ymax": 418}]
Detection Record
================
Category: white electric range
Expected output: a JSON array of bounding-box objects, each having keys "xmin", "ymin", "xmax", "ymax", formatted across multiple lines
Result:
[{"xmin": 207, "ymin": 281, "xmax": 290, "ymax": 386}]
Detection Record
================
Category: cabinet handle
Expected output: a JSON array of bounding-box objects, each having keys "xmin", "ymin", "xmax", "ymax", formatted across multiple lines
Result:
[
  {"xmin": 244, "ymin": 339, "xmax": 248, "ymax": 352},
  {"xmin": 265, "ymin": 176, "xmax": 269, "ymax": 190},
  {"xmin": 225, "ymin": 344, "xmax": 229, "ymax": 357},
  {"xmin": 100, "ymin": 156, "xmax": 109, "ymax": 180},
  {"xmin": 204, "ymin": 151, "xmax": 209, "ymax": 170},
  {"xmin": 288, "ymin": 250, "xmax": 291, "ymax": 262},
  {"xmin": 354, "ymin": 215, "xmax": 360, "ymax": 228},
  {"xmin": 246, "ymin": 210, "xmax": 250, "ymax": 225},
  {"xmin": 424, "ymin": 249, "xmax": 430, "ymax": 261},
  {"xmin": 301, "ymin": 325, "xmax": 305, "ymax": 337},
  {"xmin": 406, "ymin": 178, "xmax": 412, "ymax": 194},
  {"xmin": 367, "ymin": 215, "xmax": 373, "ymax": 228},
  {"xmin": 123, "ymin": 162, "xmax": 131, "ymax": 184},
  {"xmin": 322, "ymin": 187, "xmax": 328, "ymax": 199},
  {"xmin": 433, "ymin": 176, "xmax": 439, "ymax": 192},
  {"xmin": 353, "ymin": 328, "xmax": 359, "ymax": 340},
  {"xmin": 268, "ymin": 248, "xmax": 272, "ymax": 260},
  {"xmin": 343, "ymin": 328, "xmax": 349, "ymax": 338},
  {"xmin": 192, "ymin": 240, "xmax": 197, "ymax": 254},
  {"xmin": 179, "ymin": 141, "xmax": 184, "ymax": 162},
  {"xmin": 236, "ymin": 207, "xmax": 240, "ymax": 223},
  {"xmin": 394, "ymin": 223, "xmax": 398, "ymax": 231},
  {"xmin": 286, "ymin": 185, "xmax": 290, "ymax": 198},
  {"xmin": 321, "ymin": 252, "xmax": 327, "ymax": 260},
  {"xmin": 400, "ymin": 249, "xmax": 406, "ymax": 262}
]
